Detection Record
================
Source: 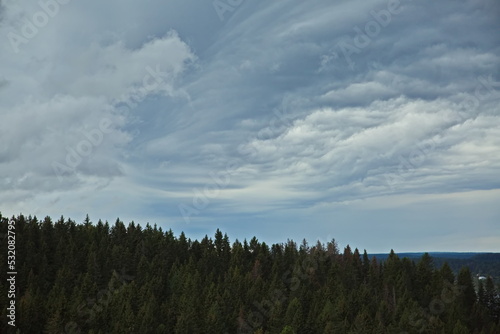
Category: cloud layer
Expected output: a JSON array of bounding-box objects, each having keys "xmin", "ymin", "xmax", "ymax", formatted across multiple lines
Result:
[{"xmin": 1, "ymin": 0, "xmax": 499, "ymax": 252}]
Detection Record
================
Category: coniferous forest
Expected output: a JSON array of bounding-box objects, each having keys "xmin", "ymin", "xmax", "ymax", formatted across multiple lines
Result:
[{"xmin": 1, "ymin": 214, "xmax": 499, "ymax": 334}]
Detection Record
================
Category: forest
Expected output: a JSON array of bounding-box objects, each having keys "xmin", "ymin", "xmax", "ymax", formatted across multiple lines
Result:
[{"xmin": 1, "ymin": 213, "xmax": 499, "ymax": 333}]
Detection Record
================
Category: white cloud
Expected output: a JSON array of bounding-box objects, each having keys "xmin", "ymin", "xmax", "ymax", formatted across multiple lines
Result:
[
  {"xmin": 237, "ymin": 97, "xmax": 500, "ymax": 203},
  {"xmin": 0, "ymin": 6, "xmax": 197, "ymax": 205}
]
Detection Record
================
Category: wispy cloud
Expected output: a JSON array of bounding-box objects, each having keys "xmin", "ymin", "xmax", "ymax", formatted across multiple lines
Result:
[{"xmin": 1, "ymin": 0, "xmax": 499, "ymax": 252}]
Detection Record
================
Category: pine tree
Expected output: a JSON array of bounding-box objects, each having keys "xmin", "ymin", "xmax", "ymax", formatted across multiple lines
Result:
[
  {"xmin": 284, "ymin": 297, "xmax": 303, "ymax": 333},
  {"xmin": 440, "ymin": 262, "xmax": 455, "ymax": 284},
  {"xmin": 484, "ymin": 276, "xmax": 500, "ymax": 323},
  {"xmin": 454, "ymin": 266, "xmax": 477, "ymax": 329},
  {"xmin": 415, "ymin": 253, "xmax": 434, "ymax": 307},
  {"xmin": 280, "ymin": 325, "xmax": 296, "ymax": 334},
  {"xmin": 452, "ymin": 319, "xmax": 469, "ymax": 334}
]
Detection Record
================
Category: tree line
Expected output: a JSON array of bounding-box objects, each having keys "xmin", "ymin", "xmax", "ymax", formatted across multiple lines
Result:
[{"xmin": 0, "ymin": 213, "xmax": 499, "ymax": 333}]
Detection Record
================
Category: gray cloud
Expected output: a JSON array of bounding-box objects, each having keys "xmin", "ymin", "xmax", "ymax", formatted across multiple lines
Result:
[{"xmin": 1, "ymin": 0, "xmax": 499, "ymax": 252}]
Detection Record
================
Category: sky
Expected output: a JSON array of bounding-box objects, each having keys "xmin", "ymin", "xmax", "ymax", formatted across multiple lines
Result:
[{"xmin": 0, "ymin": 0, "xmax": 499, "ymax": 253}]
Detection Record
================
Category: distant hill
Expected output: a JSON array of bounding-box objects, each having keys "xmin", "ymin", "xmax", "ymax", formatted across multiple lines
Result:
[
  {"xmin": 370, "ymin": 252, "xmax": 500, "ymax": 285},
  {"xmin": 370, "ymin": 252, "xmax": 482, "ymax": 261}
]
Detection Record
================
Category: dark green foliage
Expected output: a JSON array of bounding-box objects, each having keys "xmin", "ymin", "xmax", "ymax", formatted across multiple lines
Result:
[{"xmin": 0, "ymin": 213, "xmax": 499, "ymax": 333}]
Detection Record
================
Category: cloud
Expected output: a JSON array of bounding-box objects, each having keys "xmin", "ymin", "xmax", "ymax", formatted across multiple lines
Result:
[
  {"xmin": 0, "ymin": 0, "xmax": 499, "ymax": 252},
  {"xmin": 236, "ymin": 97, "xmax": 500, "ymax": 201},
  {"xmin": 0, "ymin": 14, "xmax": 196, "ymax": 204}
]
